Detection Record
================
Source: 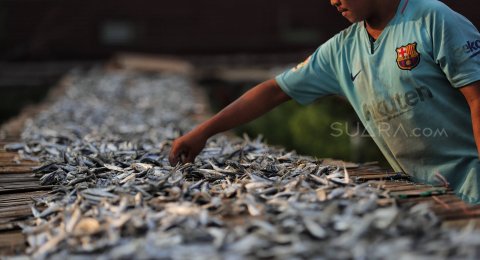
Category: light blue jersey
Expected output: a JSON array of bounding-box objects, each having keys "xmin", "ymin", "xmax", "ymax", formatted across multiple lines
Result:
[{"xmin": 275, "ymin": 0, "xmax": 480, "ymax": 203}]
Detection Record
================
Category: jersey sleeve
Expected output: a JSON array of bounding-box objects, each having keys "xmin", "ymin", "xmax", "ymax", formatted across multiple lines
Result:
[
  {"xmin": 275, "ymin": 40, "xmax": 341, "ymax": 105},
  {"xmin": 429, "ymin": 3, "xmax": 480, "ymax": 88}
]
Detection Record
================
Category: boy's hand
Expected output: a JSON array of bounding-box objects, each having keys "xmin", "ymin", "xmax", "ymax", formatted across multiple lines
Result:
[{"xmin": 169, "ymin": 130, "xmax": 207, "ymax": 165}]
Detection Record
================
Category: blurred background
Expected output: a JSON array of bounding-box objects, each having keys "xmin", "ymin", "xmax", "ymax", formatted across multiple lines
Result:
[{"xmin": 1, "ymin": 0, "xmax": 478, "ymax": 166}]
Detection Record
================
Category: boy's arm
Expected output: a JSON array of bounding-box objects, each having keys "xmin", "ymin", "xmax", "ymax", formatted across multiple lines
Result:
[
  {"xmin": 460, "ymin": 80, "xmax": 480, "ymax": 158},
  {"xmin": 168, "ymin": 78, "xmax": 291, "ymax": 165}
]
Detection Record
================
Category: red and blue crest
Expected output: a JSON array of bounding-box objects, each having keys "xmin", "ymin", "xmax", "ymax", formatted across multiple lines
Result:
[{"xmin": 396, "ymin": 42, "xmax": 420, "ymax": 70}]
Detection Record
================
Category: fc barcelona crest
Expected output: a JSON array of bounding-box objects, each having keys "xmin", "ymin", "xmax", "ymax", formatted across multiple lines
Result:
[{"xmin": 396, "ymin": 42, "xmax": 420, "ymax": 70}]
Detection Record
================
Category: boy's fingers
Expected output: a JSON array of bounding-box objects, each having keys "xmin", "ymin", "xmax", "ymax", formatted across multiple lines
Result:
[
  {"xmin": 169, "ymin": 144, "xmax": 181, "ymax": 166},
  {"xmin": 186, "ymin": 153, "xmax": 195, "ymax": 163},
  {"xmin": 178, "ymin": 152, "xmax": 187, "ymax": 164},
  {"xmin": 168, "ymin": 153, "xmax": 178, "ymax": 166},
  {"xmin": 169, "ymin": 149, "xmax": 189, "ymax": 166}
]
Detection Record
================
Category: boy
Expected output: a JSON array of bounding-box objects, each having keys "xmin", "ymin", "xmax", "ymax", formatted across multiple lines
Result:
[{"xmin": 169, "ymin": 0, "xmax": 480, "ymax": 204}]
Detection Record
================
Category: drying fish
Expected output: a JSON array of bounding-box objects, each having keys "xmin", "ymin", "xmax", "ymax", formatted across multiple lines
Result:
[
  {"xmin": 3, "ymin": 142, "xmax": 26, "ymax": 151},
  {"xmin": 10, "ymin": 69, "xmax": 480, "ymax": 259}
]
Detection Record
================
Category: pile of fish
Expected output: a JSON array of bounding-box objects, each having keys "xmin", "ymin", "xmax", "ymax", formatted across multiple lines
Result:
[{"xmin": 7, "ymin": 68, "xmax": 480, "ymax": 259}]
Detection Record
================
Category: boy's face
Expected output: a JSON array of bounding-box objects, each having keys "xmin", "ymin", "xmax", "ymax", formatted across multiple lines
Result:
[{"xmin": 330, "ymin": 0, "xmax": 375, "ymax": 23}]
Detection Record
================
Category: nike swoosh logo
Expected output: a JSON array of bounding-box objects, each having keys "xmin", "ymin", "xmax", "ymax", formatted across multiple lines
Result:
[{"xmin": 351, "ymin": 70, "xmax": 362, "ymax": 82}]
